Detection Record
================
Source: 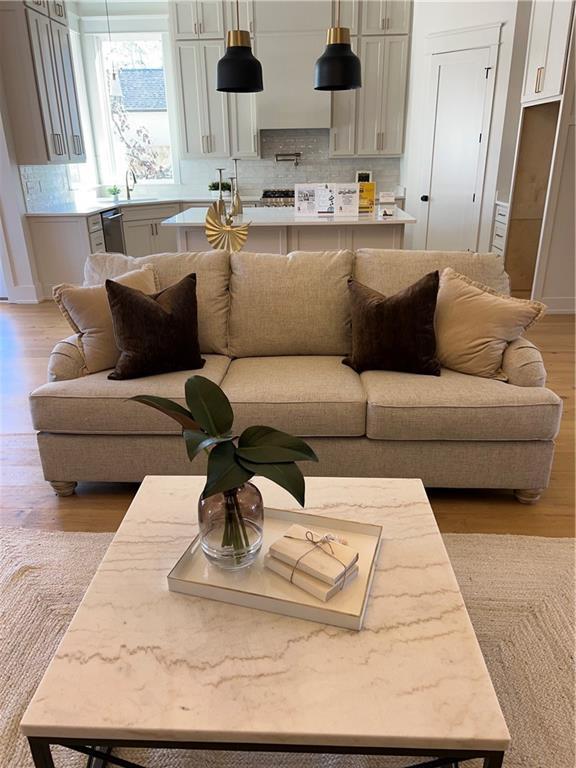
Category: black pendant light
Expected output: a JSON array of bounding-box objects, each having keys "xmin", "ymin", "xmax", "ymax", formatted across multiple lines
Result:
[
  {"xmin": 314, "ymin": 0, "xmax": 361, "ymax": 91},
  {"xmin": 217, "ymin": 0, "xmax": 263, "ymax": 93}
]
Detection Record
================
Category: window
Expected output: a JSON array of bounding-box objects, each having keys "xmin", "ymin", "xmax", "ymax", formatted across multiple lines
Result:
[{"xmin": 95, "ymin": 33, "xmax": 176, "ymax": 184}]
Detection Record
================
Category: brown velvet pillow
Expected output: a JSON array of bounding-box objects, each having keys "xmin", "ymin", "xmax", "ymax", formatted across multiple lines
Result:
[
  {"xmin": 343, "ymin": 272, "xmax": 441, "ymax": 375},
  {"xmin": 106, "ymin": 273, "xmax": 205, "ymax": 380}
]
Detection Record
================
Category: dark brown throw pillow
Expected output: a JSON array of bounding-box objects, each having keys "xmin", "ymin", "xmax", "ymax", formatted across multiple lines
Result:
[
  {"xmin": 106, "ymin": 273, "xmax": 205, "ymax": 380},
  {"xmin": 343, "ymin": 272, "xmax": 441, "ymax": 375}
]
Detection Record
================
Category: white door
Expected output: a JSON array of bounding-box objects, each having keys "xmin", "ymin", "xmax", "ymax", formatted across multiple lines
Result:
[
  {"xmin": 379, "ymin": 35, "xmax": 408, "ymax": 154},
  {"xmin": 201, "ymin": 41, "xmax": 229, "ymax": 155},
  {"xmin": 196, "ymin": 0, "xmax": 224, "ymax": 39},
  {"xmin": 51, "ymin": 22, "xmax": 85, "ymax": 161},
  {"xmin": 385, "ymin": 0, "xmax": 411, "ymax": 34},
  {"xmin": 361, "ymin": 0, "xmax": 387, "ymax": 34},
  {"xmin": 229, "ymin": 91, "xmax": 258, "ymax": 157},
  {"xmin": 175, "ymin": 41, "xmax": 206, "ymax": 156},
  {"xmin": 418, "ymin": 46, "xmax": 495, "ymax": 251}
]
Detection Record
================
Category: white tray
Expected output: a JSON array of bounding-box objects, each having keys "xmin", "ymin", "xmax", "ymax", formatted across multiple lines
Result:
[{"xmin": 167, "ymin": 507, "xmax": 382, "ymax": 630}]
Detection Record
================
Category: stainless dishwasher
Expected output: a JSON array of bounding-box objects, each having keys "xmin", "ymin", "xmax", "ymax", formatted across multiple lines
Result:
[{"xmin": 101, "ymin": 208, "xmax": 126, "ymax": 254}]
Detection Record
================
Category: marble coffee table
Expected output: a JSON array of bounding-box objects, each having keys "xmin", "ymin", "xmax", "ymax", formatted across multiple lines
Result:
[{"xmin": 22, "ymin": 476, "xmax": 509, "ymax": 768}]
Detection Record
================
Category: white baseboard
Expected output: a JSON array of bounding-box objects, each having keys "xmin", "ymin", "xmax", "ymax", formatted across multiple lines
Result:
[
  {"xmin": 5, "ymin": 284, "xmax": 41, "ymax": 303},
  {"xmin": 539, "ymin": 296, "xmax": 576, "ymax": 313}
]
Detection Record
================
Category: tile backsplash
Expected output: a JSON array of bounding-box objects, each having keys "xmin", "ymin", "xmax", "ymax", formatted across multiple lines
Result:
[{"xmin": 20, "ymin": 129, "xmax": 402, "ymax": 209}]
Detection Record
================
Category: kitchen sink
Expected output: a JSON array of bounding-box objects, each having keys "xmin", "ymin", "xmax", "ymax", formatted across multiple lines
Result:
[{"xmin": 96, "ymin": 197, "xmax": 158, "ymax": 204}]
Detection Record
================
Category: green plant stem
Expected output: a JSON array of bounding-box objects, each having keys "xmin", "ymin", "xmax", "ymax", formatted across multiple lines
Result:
[{"xmin": 223, "ymin": 489, "xmax": 250, "ymax": 553}]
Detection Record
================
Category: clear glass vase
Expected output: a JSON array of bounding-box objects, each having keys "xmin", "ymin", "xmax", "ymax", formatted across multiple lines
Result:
[{"xmin": 198, "ymin": 482, "xmax": 264, "ymax": 570}]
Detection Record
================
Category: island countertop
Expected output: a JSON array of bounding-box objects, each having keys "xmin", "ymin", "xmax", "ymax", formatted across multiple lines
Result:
[{"xmin": 162, "ymin": 205, "xmax": 416, "ymax": 227}]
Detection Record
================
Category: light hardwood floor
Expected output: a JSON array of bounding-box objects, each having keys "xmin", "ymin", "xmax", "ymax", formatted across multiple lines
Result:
[{"xmin": 0, "ymin": 302, "xmax": 574, "ymax": 536}]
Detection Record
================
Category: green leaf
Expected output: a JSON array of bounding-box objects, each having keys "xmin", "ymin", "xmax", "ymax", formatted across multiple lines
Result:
[
  {"xmin": 184, "ymin": 376, "xmax": 233, "ymax": 437},
  {"xmin": 183, "ymin": 431, "xmax": 230, "ymax": 462},
  {"xmin": 238, "ymin": 426, "xmax": 318, "ymax": 462},
  {"xmin": 236, "ymin": 457, "xmax": 305, "ymax": 507},
  {"xmin": 203, "ymin": 441, "xmax": 253, "ymax": 498},
  {"xmin": 130, "ymin": 395, "xmax": 199, "ymax": 430}
]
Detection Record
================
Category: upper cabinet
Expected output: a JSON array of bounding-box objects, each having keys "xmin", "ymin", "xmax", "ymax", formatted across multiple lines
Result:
[
  {"xmin": 331, "ymin": 35, "xmax": 408, "ymax": 156},
  {"xmin": 173, "ymin": 0, "xmax": 225, "ymax": 39},
  {"xmin": 0, "ymin": 3, "xmax": 84, "ymax": 164},
  {"xmin": 522, "ymin": 0, "xmax": 575, "ymax": 104},
  {"xmin": 227, "ymin": 0, "xmax": 254, "ymax": 34},
  {"xmin": 361, "ymin": 0, "xmax": 411, "ymax": 34},
  {"xmin": 333, "ymin": 0, "xmax": 359, "ymax": 35}
]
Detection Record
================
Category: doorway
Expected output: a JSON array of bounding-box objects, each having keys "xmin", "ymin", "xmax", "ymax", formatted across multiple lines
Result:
[{"xmin": 416, "ymin": 29, "xmax": 498, "ymax": 251}]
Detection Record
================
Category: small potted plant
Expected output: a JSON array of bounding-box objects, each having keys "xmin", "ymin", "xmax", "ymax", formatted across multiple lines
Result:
[
  {"xmin": 133, "ymin": 376, "xmax": 317, "ymax": 570},
  {"xmin": 208, "ymin": 180, "xmax": 231, "ymax": 199},
  {"xmin": 108, "ymin": 185, "xmax": 121, "ymax": 202}
]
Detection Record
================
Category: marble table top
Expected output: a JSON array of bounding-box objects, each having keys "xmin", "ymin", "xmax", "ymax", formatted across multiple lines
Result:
[
  {"xmin": 21, "ymin": 476, "xmax": 509, "ymax": 752},
  {"xmin": 162, "ymin": 206, "xmax": 416, "ymax": 227}
]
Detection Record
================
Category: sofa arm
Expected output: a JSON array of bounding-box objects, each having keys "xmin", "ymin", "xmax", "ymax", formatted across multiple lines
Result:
[
  {"xmin": 47, "ymin": 335, "xmax": 87, "ymax": 382},
  {"xmin": 502, "ymin": 338, "xmax": 547, "ymax": 387}
]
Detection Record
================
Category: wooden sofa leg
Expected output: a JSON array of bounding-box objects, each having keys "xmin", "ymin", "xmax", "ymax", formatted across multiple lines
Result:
[
  {"xmin": 514, "ymin": 489, "xmax": 542, "ymax": 505},
  {"xmin": 50, "ymin": 481, "xmax": 77, "ymax": 497}
]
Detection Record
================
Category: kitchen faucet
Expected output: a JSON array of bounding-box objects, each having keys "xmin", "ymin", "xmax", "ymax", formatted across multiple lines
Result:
[{"xmin": 125, "ymin": 167, "xmax": 137, "ymax": 200}]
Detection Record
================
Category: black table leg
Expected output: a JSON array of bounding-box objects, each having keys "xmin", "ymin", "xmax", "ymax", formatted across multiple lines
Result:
[
  {"xmin": 87, "ymin": 745, "xmax": 113, "ymax": 767},
  {"xmin": 28, "ymin": 738, "xmax": 55, "ymax": 768},
  {"xmin": 483, "ymin": 754, "xmax": 504, "ymax": 768}
]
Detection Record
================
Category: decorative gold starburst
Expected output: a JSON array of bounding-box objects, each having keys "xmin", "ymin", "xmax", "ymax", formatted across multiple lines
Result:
[{"xmin": 205, "ymin": 203, "xmax": 249, "ymax": 252}]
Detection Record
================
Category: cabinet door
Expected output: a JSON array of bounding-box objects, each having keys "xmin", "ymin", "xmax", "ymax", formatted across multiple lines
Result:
[
  {"xmin": 196, "ymin": 0, "xmax": 224, "ymax": 38},
  {"xmin": 229, "ymin": 92, "xmax": 259, "ymax": 157},
  {"xmin": 356, "ymin": 37, "xmax": 385, "ymax": 154},
  {"xmin": 361, "ymin": 0, "xmax": 387, "ymax": 34},
  {"xmin": 379, "ymin": 36, "xmax": 408, "ymax": 153},
  {"xmin": 153, "ymin": 220, "xmax": 179, "ymax": 253},
  {"xmin": 26, "ymin": 9, "xmax": 68, "ymax": 161},
  {"xmin": 24, "ymin": 1, "xmax": 49, "ymax": 16},
  {"xmin": 202, "ymin": 42, "xmax": 230, "ymax": 155},
  {"xmin": 51, "ymin": 22, "xmax": 85, "ymax": 161},
  {"xmin": 173, "ymin": 1, "xmax": 199, "ymax": 37},
  {"xmin": 330, "ymin": 90, "xmax": 357, "ymax": 156},
  {"xmin": 253, "ymin": 0, "xmax": 329, "ymax": 33},
  {"xmin": 48, "ymin": 0, "xmax": 67, "ymax": 24},
  {"xmin": 333, "ymin": 0, "xmax": 358, "ymax": 34},
  {"xmin": 384, "ymin": 0, "xmax": 411, "ymax": 34},
  {"xmin": 228, "ymin": 0, "xmax": 254, "ymax": 34},
  {"xmin": 257, "ymin": 32, "xmax": 330, "ymax": 128},
  {"xmin": 123, "ymin": 220, "xmax": 155, "ymax": 257},
  {"xmin": 540, "ymin": 0, "xmax": 574, "ymax": 99},
  {"xmin": 522, "ymin": 0, "xmax": 554, "ymax": 103},
  {"xmin": 175, "ymin": 41, "xmax": 207, "ymax": 156}
]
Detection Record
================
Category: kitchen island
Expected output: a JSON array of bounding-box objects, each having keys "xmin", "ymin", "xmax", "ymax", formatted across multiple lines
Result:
[{"xmin": 162, "ymin": 206, "xmax": 416, "ymax": 253}]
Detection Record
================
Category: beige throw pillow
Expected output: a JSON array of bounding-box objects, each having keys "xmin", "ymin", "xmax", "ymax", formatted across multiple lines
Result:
[
  {"xmin": 435, "ymin": 268, "xmax": 546, "ymax": 380},
  {"xmin": 53, "ymin": 265, "xmax": 158, "ymax": 373}
]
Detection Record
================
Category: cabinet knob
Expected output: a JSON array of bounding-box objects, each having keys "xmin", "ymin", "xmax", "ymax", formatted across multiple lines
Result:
[{"xmin": 420, "ymin": 195, "xmax": 429, "ymax": 202}]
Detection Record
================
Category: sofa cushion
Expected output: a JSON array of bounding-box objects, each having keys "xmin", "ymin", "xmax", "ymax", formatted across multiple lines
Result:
[
  {"xmin": 221, "ymin": 357, "xmax": 366, "ymax": 436},
  {"xmin": 228, "ymin": 250, "xmax": 354, "ymax": 357},
  {"xmin": 84, "ymin": 251, "xmax": 230, "ymax": 355},
  {"xmin": 30, "ymin": 355, "xmax": 230, "ymax": 434},
  {"xmin": 354, "ymin": 249, "xmax": 510, "ymax": 296},
  {"xmin": 361, "ymin": 368, "xmax": 562, "ymax": 441}
]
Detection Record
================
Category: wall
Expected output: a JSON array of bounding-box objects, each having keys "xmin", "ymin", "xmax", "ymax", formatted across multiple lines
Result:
[{"xmin": 402, "ymin": 0, "xmax": 520, "ymax": 250}]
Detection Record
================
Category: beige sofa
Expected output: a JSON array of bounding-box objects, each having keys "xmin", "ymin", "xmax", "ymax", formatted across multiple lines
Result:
[{"xmin": 30, "ymin": 248, "xmax": 563, "ymax": 503}]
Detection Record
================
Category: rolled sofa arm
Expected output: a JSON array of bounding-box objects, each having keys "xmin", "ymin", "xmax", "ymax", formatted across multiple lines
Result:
[
  {"xmin": 502, "ymin": 338, "xmax": 547, "ymax": 387},
  {"xmin": 47, "ymin": 335, "xmax": 87, "ymax": 382}
]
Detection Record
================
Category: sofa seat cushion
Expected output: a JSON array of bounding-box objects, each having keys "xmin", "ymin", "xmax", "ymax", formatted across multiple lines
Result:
[
  {"xmin": 30, "ymin": 356, "xmax": 230, "ymax": 435},
  {"xmin": 361, "ymin": 368, "xmax": 562, "ymax": 441},
  {"xmin": 221, "ymin": 357, "xmax": 366, "ymax": 436}
]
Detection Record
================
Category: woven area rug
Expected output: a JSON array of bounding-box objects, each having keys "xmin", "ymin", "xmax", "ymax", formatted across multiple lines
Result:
[{"xmin": 1, "ymin": 528, "xmax": 573, "ymax": 768}]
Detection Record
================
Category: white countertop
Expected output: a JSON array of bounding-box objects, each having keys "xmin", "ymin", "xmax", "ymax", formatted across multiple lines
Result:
[
  {"xmin": 24, "ymin": 196, "xmax": 262, "ymax": 218},
  {"xmin": 163, "ymin": 205, "xmax": 416, "ymax": 227},
  {"xmin": 21, "ymin": 475, "xmax": 509, "ymax": 751}
]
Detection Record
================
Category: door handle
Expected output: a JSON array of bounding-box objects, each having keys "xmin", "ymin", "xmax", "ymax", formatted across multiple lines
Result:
[
  {"xmin": 198, "ymin": 21, "xmax": 203, "ymax": 33},
  {"xmin": 194, "ymin": 22, "xmax": 197, "ymax": 34},
  {"xmin": 535, "ymin": 66, "xmax": 544, "ymax": 93},
  {"xmin": 420, "ymin": 195, "xmax": 429, "ymax": 202}
]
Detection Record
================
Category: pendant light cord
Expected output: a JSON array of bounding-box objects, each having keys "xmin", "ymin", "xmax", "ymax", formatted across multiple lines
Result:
[
  {"xmin": 236, "ymin": 0, "xmax": 240, "ymax": 30},
  {"xmin": 336, "ymin": 0, "xmax": 340, "ymax": 28},
  {"xmin": 105, "ymin": 0, "xmax": 112, "ymax": 42}
]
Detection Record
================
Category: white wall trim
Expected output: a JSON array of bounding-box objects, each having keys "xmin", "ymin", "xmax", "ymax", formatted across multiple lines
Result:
[
  {"xmin": 80, "ymin": 16, "xmax": 168, "ymax": 34},
  {"xmin": 426, "ymin": 22, "xmax": 503, "ymax": 54}
]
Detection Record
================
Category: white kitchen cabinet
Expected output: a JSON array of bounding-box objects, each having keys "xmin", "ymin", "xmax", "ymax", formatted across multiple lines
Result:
[
  {"xmin": 0, "ymin": 3, "xmax": 85, "ymax": 164},
  {"xmin": 257, "ymin": 32, "xmax": 330, "ymax": 129},
  {"xmin": 361, "ymin": 0, "xmax": 410, "ymax": 34},
  {"xmin": 173, "ymin": 0, "xmax": 224, "ymax": 39},
  {"xmin": 330, "ymin": 88, "xmax": 357, "ymax": 156},
  {"xmin": 48, "ymin": 0, "xmax": 67, "ymax": 24},
  {"xmin": 522, "ymin": 0, "xmax": 574, "ymax": 104},
  {"xmin": 24, "ymin": 0, "xmax": 48, "ymax": 16},
  {"xmin": 174, "ymin": 40, "xmax": 229, "ymax": 157},
  {"xmin": 253, "ymin": 1, "xmax": 329, "ymax": 33},
  {"xmin": 51, "ymin": 22, "xmax": 85, "ymax": 161},
  {"xmin": 332, "ymin": 0, "xmax": 358, "ymax": 34},
  {"xmin": 229, "ymin": 92, "xmax": 259, "ymax": 157},
  {"xmin": 356, "ymin": 35, "xmax": 408, "ymax": 155},
  {"xmin": 122, "ymin": 204, "xmax": 180, "ymax": 257},
  {"xmin": 227, "ymin": 0, "xmax": 254, "ymax": 33}
]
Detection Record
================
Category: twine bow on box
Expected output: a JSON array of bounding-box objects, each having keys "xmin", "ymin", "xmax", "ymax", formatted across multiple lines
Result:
[{"xmin": 284, "ymin": 529, "xmax": 356, "ymax": 591}]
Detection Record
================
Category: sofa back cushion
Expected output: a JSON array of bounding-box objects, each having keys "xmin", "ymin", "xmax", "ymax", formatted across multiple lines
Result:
[
  {"xmin": 353, "ymin": 249, "xmax": 510, "ymax": 296},
  {"xmin": 228, "ymin": 250, "xmax": 354, "ymax": 357},
  {"xmin": 84, "ymin": 251, "xmax": 230, "ymax": 354}
]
